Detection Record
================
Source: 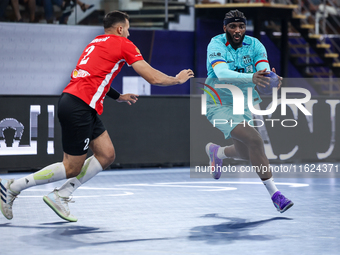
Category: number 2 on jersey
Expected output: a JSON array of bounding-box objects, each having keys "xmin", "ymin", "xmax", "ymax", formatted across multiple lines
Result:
[{"xmin": 79, "ymin": 45, "xmax": 95, "ymax": 65}]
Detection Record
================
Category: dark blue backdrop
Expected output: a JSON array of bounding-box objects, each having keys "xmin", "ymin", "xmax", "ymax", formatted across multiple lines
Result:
[{"xmin": 112, "ymin": 19, "xmax": 317, "ymax": 95}]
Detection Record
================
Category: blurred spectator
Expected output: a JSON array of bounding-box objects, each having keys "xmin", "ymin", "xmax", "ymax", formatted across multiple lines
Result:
[
  {"xmin": 198, "ymin": 0, "xmax": 225, "ymax": 4},
  {"xmin": 10, "ymin": 0, "xmax": 36, "ymax": 22},
  {"xmin": 58, "ymin": 0, "xmax": 93, "ymax": 24},
  {"xmin": 316, "ymin": 0, "xmax": 340, "ymax": 33},
  {"xmin": 76, "ymin": 0, "xmax": 93, "ymax": 13},
  {"xmin": 59, "ymin": 0, "xmax": 75, "ymax": 24},
  {"xmin": 0, "ymin": 0, "xmax": 36, "ymax": 22},
  {"xmin": 0, "ymin": 0, "xmax": 10, "ymax": 21},
  {"xmin": 34, "ymin": 0, "xmax": 78, "ymax": 24},
  {"xmin": 318, "ymin": 1, "xmax": 339, "ymax": 16}
]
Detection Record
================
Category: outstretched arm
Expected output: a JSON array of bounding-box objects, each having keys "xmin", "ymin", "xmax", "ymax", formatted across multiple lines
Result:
[
  {"xmin": 116, "ymin": 93, "xmax": 138, "ymax": 105},
  {"xmin": 106, "ymin": 87, "xmax": 138, "ymax": 105},
  {"xmin": 131, "ymin": 60, "xmax": 194, "ymax": 86}
]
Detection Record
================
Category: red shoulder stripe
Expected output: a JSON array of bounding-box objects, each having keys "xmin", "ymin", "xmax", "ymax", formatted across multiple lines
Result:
[{"xmin": 255, "ymin": 60, "xmax": 269, "ymax": 66}]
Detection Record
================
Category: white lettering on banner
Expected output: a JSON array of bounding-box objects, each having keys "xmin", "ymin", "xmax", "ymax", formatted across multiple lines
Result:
[
  {"xmin": 0, "ymin": 105, "xmax": 55, "ymax": 155},
  {"xmin": 47, "ymin": 105, "xmax": 54, "ymax": 155},
  {"xmin": 254, "ymin": 99, "xmax": 298, "ymax": 160},
  {"xmin": 253, "ymin": 100, "xmax": 340, "ymax": 161},
  {"xmin": 302, "ymin": 100, "xmax": 318, "ymax": 133},
  {"xmin": 317, "ymin": 100, "xmax": 340, "ymax": 159}
]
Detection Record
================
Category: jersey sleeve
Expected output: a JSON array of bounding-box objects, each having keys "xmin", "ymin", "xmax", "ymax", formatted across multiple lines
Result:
[
  {"xmin": 253, "ymin": 39, "xmax": 270, "ymax": 71},
  {"xmin": 122, "ymin": 39, "xmax": 144, "ymax": 65},
  {"xmin": 207, "ymin": 39, "xmax": 253, "ymax": 81},
  {"xmin": 207, "ymin": 40, "xmax": 228, "ymax": 72}
]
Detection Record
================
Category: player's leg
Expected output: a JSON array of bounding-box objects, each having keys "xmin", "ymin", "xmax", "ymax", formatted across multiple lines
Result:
[
  {"xmin": 42, "ymin": 153, "xmax": 87, "ymax": 222},
  {"xmin": 230, "ymin": 123, "xmax": 271, "ymax": 180},
  {"xmin": 57, "ymin": 130, "xmax": 115, "ymax": 198},
  {"xmin": 216, "ymin": 139, "xmax": 249, "ymax": 161},
  {"xmin": 230, "ymin": 123, "xmax": 293, "ymax": 213},
  {"xmin": 42, "ymin": 93, "xmax": 107, "ymax": 222},
  {"xmin": 205, "ymin": 127, "xmax": 256, "ymax": 179},
  {"xmin": 45, "ymin": 131, "xmax": 115, "ymax": 222},
  {"xmin": 205, "ymin": 106, "xmax": 237, "ymax": 179},
  {"xmin": 0, "ymin": 152, "xmax": 86, "ymax": 220}
]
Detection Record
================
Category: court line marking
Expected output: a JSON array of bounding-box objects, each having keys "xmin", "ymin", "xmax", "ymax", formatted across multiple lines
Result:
[
  {"xmin": 18, "ymin": 181, "xmax": 309, "ymax": 197},
  {"xmin": 115, "ymin": 181, "xmax": 309, "ymax": 191},
  {"xmin": 115, "ymin": 183, "xmax": 236, "ymax": 191},
  {"xmin": 155, "ymin": 181, "xmax": 309, "ymax": 188},
  {"xmin": 24, "ymin": 187, "xmax": 138, "ymax": 192},
  {"xmin": 19, "ymin": 191, "xmax": 134, "ymax": 198}
]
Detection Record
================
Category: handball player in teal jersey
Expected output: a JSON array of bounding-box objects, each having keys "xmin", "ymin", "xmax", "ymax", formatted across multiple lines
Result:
[{"xmin": 205, "ymin": 10, "xmax": 293, "ymax": 213}]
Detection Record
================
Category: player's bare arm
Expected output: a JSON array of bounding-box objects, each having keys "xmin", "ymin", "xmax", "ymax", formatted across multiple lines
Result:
[{"xmin": 131, "ymin": 60, "xmax": 194, "ymax": 86}]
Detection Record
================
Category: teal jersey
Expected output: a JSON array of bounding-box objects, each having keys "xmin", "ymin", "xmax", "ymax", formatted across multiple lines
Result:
[{"xmin": 205, "ymin": 34, "xmax": 269, "ymax": 107}]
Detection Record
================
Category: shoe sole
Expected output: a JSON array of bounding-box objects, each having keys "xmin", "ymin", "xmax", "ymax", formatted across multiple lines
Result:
[
  {"xmin": 279, "ymin": 201, "xmax": 294, "ymax": 213},
  {"xmin": 43, "ymin": 196, "xmax": 78, "ymax": 222},
  {"xmin": 205, "ymin": 143, "xmax": 221, "ymax": 180}
]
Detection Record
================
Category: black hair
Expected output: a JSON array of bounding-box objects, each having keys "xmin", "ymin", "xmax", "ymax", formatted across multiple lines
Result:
[
  {"xmin": 223, "ymin": 9, "xmax": 247, "ymax": 26},
  {"xmin": 103, "ymin": 10, "xmax": 129, "ymax": 29},
  {"xmin": 224, "ymin": 9, "xmax": 246, "ymax": 20}
]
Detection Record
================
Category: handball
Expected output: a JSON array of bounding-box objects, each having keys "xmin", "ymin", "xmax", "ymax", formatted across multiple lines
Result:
[{"xmin": 257, "ymin": 71, "xmax": 280, "ymax": 95}]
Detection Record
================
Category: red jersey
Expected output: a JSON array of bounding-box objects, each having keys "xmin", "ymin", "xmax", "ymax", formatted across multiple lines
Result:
[{"xmin": 63, "ymin": 34, "xmax": 144, "ymax": 115}]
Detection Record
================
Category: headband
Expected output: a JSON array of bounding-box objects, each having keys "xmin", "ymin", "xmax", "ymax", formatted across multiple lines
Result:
[{"xmin": 223, "ymin": 17, "xmax": 247, "ymax": 26}]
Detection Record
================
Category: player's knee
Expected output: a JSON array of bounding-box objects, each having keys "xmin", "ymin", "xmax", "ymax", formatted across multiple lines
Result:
[
  {"xmin": 247, "ymin": 135, "xmax": 264, "ymax": 151},
  {"xmin": 66, "ymin": 166, "xmax": 82, "ymax": 178},
  {"xmin": 239, "ymin": 152, "xmax": 249, "ymax": 160},
  {"xmin": 108, "ymin": 151, "xmax": 116, "ymax": 165},
  {"xmin": 104, "ymin": 147, "xmax": 116, "ymax": 165}
]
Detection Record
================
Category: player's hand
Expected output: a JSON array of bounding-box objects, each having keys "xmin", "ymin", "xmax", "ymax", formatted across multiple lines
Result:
[
  {"xmin": 176, "ymin": 69, "xmax": 194, "ymax": 84},
  {"xmin": 116, "ymin": 94, "xmax": 139, "ymax": 105},
  {"xmin": 252, "ymin": 68, "xmax": 270, "ymax": 88},
  {"xmin": 271, "ymin": 67, "xmax": 283, "ymax": 89}
]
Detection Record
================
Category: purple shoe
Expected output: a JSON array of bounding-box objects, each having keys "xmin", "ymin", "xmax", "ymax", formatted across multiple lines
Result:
[
  {"xmin": 271, "ymin": 191, "xmax": 294, "ymax": 213},
  {"xmin": 205, "ymin": 143, "xmax": 223, "ymax": 179}
]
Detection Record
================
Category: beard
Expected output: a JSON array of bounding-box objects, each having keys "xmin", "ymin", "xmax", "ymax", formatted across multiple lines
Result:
[{"xmin": 226, "ymin": 31, "xmax": 245, "ymax": 49}]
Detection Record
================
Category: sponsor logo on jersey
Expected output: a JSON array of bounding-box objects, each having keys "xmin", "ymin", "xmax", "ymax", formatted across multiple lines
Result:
[
  {"xmin": 246, "ymin": 65, "xmax": 253, "ymax": 73},
  {"xmin": 90, "ymin": 36, "xmax": 110, "ymax": 44},
  {"xmin": 243, "ymin": 55, "xmax": 252, "ymax": 64},
  {"xmin": 72, "ymin": 69, "xmax": 90, "ymax": 78},
  {"xmin": 209, "ymin": 52, "xmax": 222, "ymax": 58},
  {"xmin": 134, "ymin": 47, "xmax": 142, "ymax": 57}
]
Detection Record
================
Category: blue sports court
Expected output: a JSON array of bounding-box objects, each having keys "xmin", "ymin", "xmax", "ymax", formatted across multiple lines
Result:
[
  {"xmin": 2, "ymin": 2, "xmax": 340, "ymax": 255},
  {"xmin": 1, "ymin": 167, "xmax": 339, "ymax": 255}
]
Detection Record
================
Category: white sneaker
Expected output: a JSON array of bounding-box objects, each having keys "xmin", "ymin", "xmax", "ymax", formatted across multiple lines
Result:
[
  {"xmin": 0, "ymin": 179, "xmax": 20, "ymax": 220},
  {"xmin": 43, "ymin": 189, "xmax": 78, "ymax": 222}
]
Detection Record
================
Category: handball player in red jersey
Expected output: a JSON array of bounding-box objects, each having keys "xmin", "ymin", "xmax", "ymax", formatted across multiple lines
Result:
[{"xmin": 0, "ymin": 10, "xmax": 194, "ymax": 222}]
